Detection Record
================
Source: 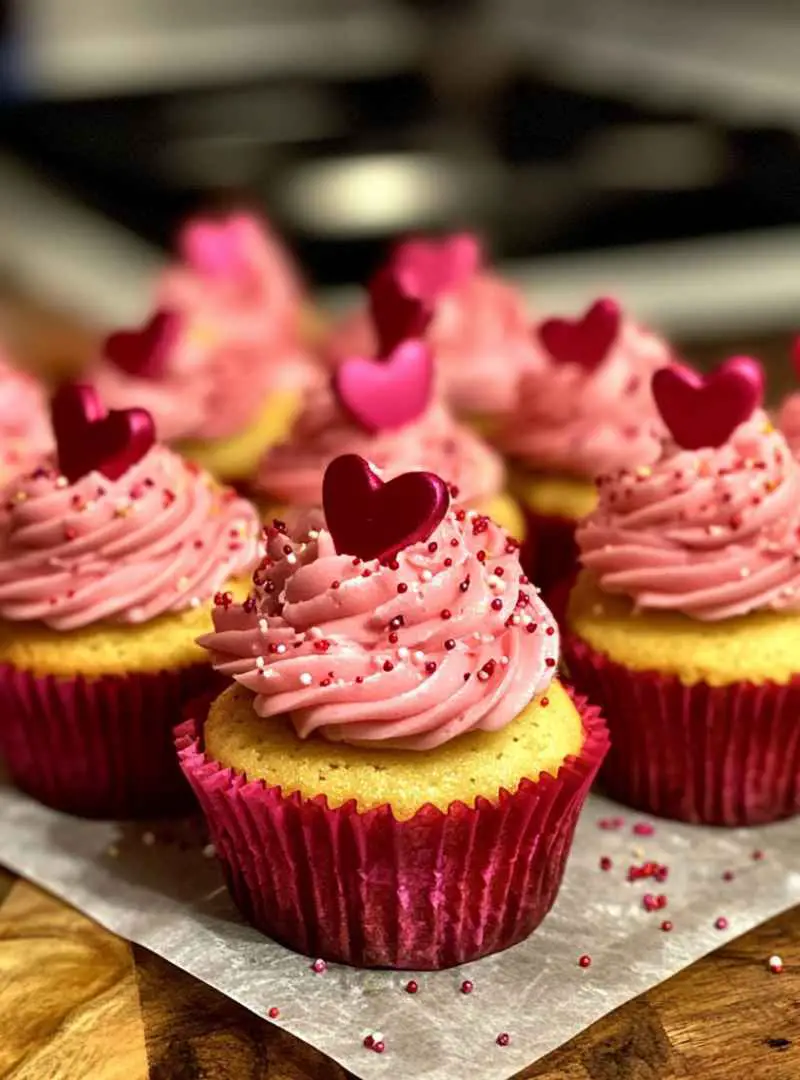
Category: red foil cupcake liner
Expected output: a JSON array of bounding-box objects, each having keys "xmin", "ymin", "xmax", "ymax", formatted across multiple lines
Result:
[
  {"xmin": 521, "ymin": 508, "xmax": 579, "ymax": 602},
  {"xmin": 175, "ymin": 693, "xmax": 609, "ymax": 970},
  {"xmin": 0, "ymin": 662, "xmax": 220, "ymax": 819},
  {"xmin": 563, "ymin": 634, "xmax": 800, "ymax": 826}
]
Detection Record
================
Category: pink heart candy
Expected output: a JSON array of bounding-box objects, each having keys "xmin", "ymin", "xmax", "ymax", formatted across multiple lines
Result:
[
  {"xmin": 651, "ymin": 357, "xmax": 765, "ymax": 451},
  {"xmin": 179, "ymin": 214, "xmax": 257, "ymax": 280},
  {"xmin": 51, "ymin": 383, "xmax": 156, "ymax": 483},
  {"xmin": 103, "ymin": 310, "xmax": 182, "ymax": 380},
  {"xmin": 323, "ymin": 453, "xmax": 450, "ymax": 563},
  {"xmin": 332, "ymin": 340, "xmax": 434, "ymax": 433},
  {"xmin": 391, "ymin": 232, "xmax": 481, "ymax": 303},
  {"xmin": 538, "ymin": 298, "xmax": 621, "ymax": 371}
]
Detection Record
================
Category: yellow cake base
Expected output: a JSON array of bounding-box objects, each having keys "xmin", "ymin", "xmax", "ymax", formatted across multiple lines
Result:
[
  {"xmin": 567, "ymin": 570, "xmax": 800, "ymax": 687},
  {"xmin": 510, "ymin": 469, "xmax": 597, "ymax": 522},
  {"xmin": 178, "ymin": 387, "xmax": 302, "ymax": 483},
  {"xmin": 205, "ymin": 678, "xmax": 583, "ymax": 820},
  {"xmin": 0, "ymin": 580, "xmax": 249, "ymax": 678}
]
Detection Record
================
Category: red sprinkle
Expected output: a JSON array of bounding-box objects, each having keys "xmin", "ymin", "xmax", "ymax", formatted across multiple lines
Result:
[
  {"xmin": 715, "ymin": 917, "xmax": 729, "ymax": 931},
  {"xmin": 268, "ymin": 1007, "xmax": 280, "ymax": 1019},
  {"xmin": 311, "ymin": 958, "xmax": 327, "ymax": 973},
  {"xmin": 397, "ymin": 583, "xmax": 408, "ymax": 594},
  {"xmin": 363, "ymin": 1035, "xmax": 375, "ymax": 1050},
  {"xmin": 460, "ymin": 980, "xmax": 473, "ymax": 994},
  {"xmin": 496, "ymin": 1033, "xmax": 510, "ymax": 1047},
  {"xmin": 441, "ymin": 609, "xmax": 452, "ymax": 620},
  {"xmin": 633, "ymin": 822, "xmax": 655, "ymax": 836},
  {"xmin": 405, "ymin": 980, "xmax": 419, "ymax": 994},
  {"xmin": 540, "ymin": 697, "xmax": 549, "ymax": 708},
  {"xmin": 491, "ymin": 598, "xmax": 503, "ymax": 611},
  {"xmin": 578, "ymin": 955, "xmax": 592, "ymax": 969},
  {"xmin": 445, "ymin": 639, "xmax": 456, "ymax": 651},
  {"xmin": 599, "ymin": 856, "xmax": 613, "ymax": 872},
  {"xmin": 373, "ymin": 1041, "xmax": 386, "ymax": 1054},
  {"xmin": 722, "ymin": 870, "xmax": 735, "ymax": 882},
  {"xmin": 598, "ymin": 817, "xmax": 625, "ymax": 831},
  {"xmin": 383, "ymin": 661, "xmax": 394, "ymax": 672},
  {"xmin": 752, "ymin": 849, "xmax": 764, "ymax": 861},
  {"xmin": 660, "ymin": 920, "xmax": 673, "ymax": 932}
]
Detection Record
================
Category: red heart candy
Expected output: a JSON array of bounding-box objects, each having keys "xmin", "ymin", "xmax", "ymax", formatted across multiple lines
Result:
[
  {"xmin": 651, "ymin": 357, "xmax": 765, "ymax": 451},
  {"xmin": 322, "ymin": 454, "xmax": 450, "ymax": 562},
  {"xmin": 51, "ymin": 383, "xmax": 156, "ymax": 483},
  {"xmin": 391, "ymin": 232, "xmax": 481, "ymax": 303},
  {"xmin": 538, "ymin": 298, "xmax": 621, "ymax": 371},
  {"xmin": 368, "ymin": 265, "xmax": 434, "ymax": 357},
  {"xmin": 103, "ymin": 310, "xmax": 182, "ymax": 380},
  {"xmin": 179, "ymin": 215, "xmax": 255, "ymax": 280},
  {"xmin": 332, "ymin": 340, "xmax": 434, "ymax": 434}
]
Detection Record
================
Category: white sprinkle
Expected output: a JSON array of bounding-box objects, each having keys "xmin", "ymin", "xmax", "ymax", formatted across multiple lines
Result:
[
  {"xmin": 420, "ymin": 569, "xmax": 433, "ymax": 582},
  {"xmin": 510, "ymin": 614, "xmax": 522, "ymax": 626},
  {"xmin": 477, "ymin": 671, "xmax": 489, "ymax": 682},
  {"xmin": 202, "ymin": 843, "xmax": 217, "ymax": 859},
  {"xmin": 276, "ymin": 643, "xmax": 287, "ymax": 655},
  {"xmin": 466, "ymin": 509, "xmax": 478, "ymax": 521},
  {"xmin": 286, "ymin": 552, "xmax": 297, "ymax": 565},
  {"xmin": 489, "ymin": 577, "xmax": 506, "ymax": 592},
  {"xmin": 397, "ymin": 647, "xmax": 410, "ymax": 660},
  {"xmin": 189, "ymin": 596, "xmax": 201, "ymax": 609},
  {"xmin": 299, "ymin": 672, "xmax": 313, "ymax": 686},
  {"xmin": 413, "ymin": 650, "xmax": 425, "ymax": 664},
  {"xmin": 255, "ymin": 655, "xmax": 266, "ymax": 669},
  {"xmin": 499, "ymin": 655, "xmax": 509, "ymax": 666},
  {"xmin": 55, "ymin": 476, "xmax": 68, "ymax": 488},
  {"xmin": 308, "ymin": 626, "xmax": 323, "ymax": 639},
  {"xmin": 259, "ymin": 618, "xmax": 269, "ymax": 634},
  {"xmin": 141, "ymin": 831, "xmax": 156, "ymax": 847},
  {"xmin": 522, "ymin": 613, "xmax": 533, "ymax": 625},
  {"xmin": 768, "ymin": 954, "xmax": 784, "ymax": 973},
  {"xmin": 308, "ymin": 529, "xmax": 319, "ymax": 540}
]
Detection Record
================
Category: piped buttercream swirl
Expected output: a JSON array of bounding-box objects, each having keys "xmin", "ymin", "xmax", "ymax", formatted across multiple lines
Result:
[
  {"xmin": 200, "ymin": 506, "xmax": 558, "ymax": 749},
  {"xmin": 576, "ymin": 413, "xmax": 800, "ymax": 620}
]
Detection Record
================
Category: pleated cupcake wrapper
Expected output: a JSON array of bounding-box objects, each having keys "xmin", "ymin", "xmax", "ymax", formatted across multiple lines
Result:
[
  {"xmin": 520, "ymin": 507, "xmax": 579, "ymax": 602},
  {"xmin": 175, "ymin": 693, "xmax": 609, "ymax": 970},
  {"xmin": 563, "ymin": 634, "xmax": 800, "ymax": 826},
  {"xmin": 0, "ymin": 661, "xmax": 222, "ymax": 819}
]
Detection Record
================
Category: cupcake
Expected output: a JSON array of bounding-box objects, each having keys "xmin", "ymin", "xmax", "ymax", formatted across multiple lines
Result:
[
  {"xmin": 0, "ymin": 353, "xmax": 52, "ymax": 486},
  {"xmin": 176, "ymin": 453, "xmax": 608, "ymax": 969},
  {"xmin": 255, "ymin": 288, "xmax": 525, "ymax": 537},
  {"xmin": 94, "ymin": 212, "xmax": 318, "ymax": 483},
  {"xmin": 0, "ymin": 383, "xmax": 259, "ymax": 818},
  {"xmin": 493, "ymin": 297, "xmax": 672, "ymax": 597},
  {"xmin": 563, "ymin": 355, "xmax": 800, "ymax": 826},
  {"xmin": 326, "ymin": 232, "xmax": 538, "ymax": 433},
  {"xmin": 776, "ymin": 336, "xmax": 800, "ymax": 459}
]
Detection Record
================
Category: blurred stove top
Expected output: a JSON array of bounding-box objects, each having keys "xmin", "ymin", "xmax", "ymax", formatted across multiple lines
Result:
[{"xmin": 1, "ymin": 38, "xmax": 800, "ymax": 288}]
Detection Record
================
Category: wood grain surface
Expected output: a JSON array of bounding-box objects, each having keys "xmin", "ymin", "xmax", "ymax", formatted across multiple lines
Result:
[{"xmin": 0, "ymin": 864, "xmax": 796, "ymax": 1080}]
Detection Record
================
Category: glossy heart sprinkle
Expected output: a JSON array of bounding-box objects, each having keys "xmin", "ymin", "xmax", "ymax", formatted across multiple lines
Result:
[
  {"xmin": 538, "ymin": 297, "xmax": 621, "ymax": 371},
  {"xmin": 103, "ymin": 310, "xmax": 182, "ymax": 380},
  {"xmin": 391, "ymin": 232, "xmax": 481, "ymax": 303},
  {"xmin": 179, "ymin": 214, "xmax": 255, "ymax": 280},
  {"xmin": 368, "ymin": 265, "xmax": 433, "ymax": 357},
  {"xmin": 322, "ymin": 454, "xmax": 450, "ymax": 562},
  {"xmin": 51, "ymin": 383, "xmax": 156, "ymax": 483},
  {"xmin": 332, "ymin": 339, "xmax": 434, "ymax": 433},
  {"xmin": 651, "ymin": 356, "xmax": 765, "ymax": 451}
]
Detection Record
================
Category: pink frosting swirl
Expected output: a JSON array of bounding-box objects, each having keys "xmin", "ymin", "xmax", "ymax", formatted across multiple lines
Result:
[
  {"xmin": 0, "ymin": 356, "xmax": 52, "ymax": 486},
  {"xmin": 576, "ymin": 413, "xmax": 800, "ymax": 620},
  {"xmin": 495, "ymin": 320, "xmax": 671, "ymax": 478},
  {"xmin": 256, "ymin": 383, "xmax": 505, "ymax": 509},
  {"xmin": 200, "ymin": 507, "xmax": 558, "ymax": 749},
  {"xmin": 777, "ymin": 392, "xmax": 800, "ymax": 460},
  {"xmin": 0, "ymin": 446, "xmax": 259, "ymax": 630},
  {"xmin": 326, "ymin": 273, "xmax": 538, "ymax": 418},
  {"xmin": 96, "ymin": 215, "xmax": 315, "ymax": 441}
]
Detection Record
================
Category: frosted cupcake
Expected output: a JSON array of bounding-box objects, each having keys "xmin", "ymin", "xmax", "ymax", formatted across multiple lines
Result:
[
  {"xmin": 326, "ymin": 232, "xmax": 538, "ymax": 432},
  {"xmin": 0, "ymin": 383, "xmax": 259, "ymax": 817},
  {"xmin": 95, "ymin": 213, "xmax": 318, "ymax": 483},
  {"xmin": 494, "ymin": 298, "xmax": 672, "ymax": 596},
  {"xmin": 564, "ymin": 356, "xmax": 800, "ymax": 825},
  {"xmin": 176, "ymin": 453, "xmax": 608, "ymax": 968},
  {"xmin": 256, "ymin": 311, "xmax": 525, "ymax": 537},
  {"xmin": 0, "ymin": 353, "xmax": 52, "ymax": 486}
]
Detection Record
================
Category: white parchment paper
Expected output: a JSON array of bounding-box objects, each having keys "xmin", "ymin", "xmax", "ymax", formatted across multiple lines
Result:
[{"xmin": 0, "ymin": 781, "xmax": 797, "ymax": 1080}]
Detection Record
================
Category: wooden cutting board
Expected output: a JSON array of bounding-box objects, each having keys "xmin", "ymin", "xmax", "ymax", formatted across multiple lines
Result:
[{"xmin": 0, "ymin": 865, "xmax": 797, "ymax": 1079}]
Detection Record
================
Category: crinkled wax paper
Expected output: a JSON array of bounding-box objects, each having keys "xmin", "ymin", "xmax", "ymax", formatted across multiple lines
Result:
[{"xmin": 0, "ymin": 782, "xmax": 797, "ymax": 1080}]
